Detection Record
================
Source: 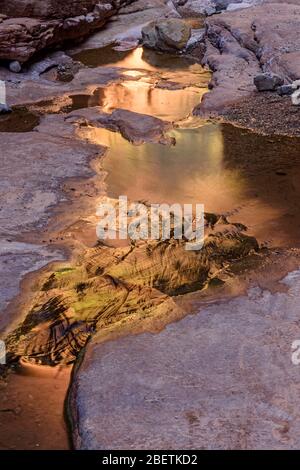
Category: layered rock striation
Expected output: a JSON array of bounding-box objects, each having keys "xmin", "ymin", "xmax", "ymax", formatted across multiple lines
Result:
[{"xmin": 0, "ymin": 0, "xmax": 133, "ymax": 63}]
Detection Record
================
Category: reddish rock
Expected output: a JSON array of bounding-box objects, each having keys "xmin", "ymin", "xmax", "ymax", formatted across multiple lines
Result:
[
  {"xmin": 196, "ymin": 2, "xmax": 300, "ymax": 115},
  {"xmin": 0, "ymin": 1, "xmax": 133, "ymax": 63},
  {"xmin": 69, "ymin": 107, "xmax": 175, "ymax": 145}
]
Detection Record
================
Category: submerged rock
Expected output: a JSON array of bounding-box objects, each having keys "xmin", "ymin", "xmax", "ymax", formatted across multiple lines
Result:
[
  {"xmin": 142, "ymin": 18, "xmax": 191, "ymax": 52},
  {"xmin": 5, "ymin": 213, "xmax": 259, "ymax": 365},
  {"xmin": 69, "ymin": 107, "xmax": 176, "ymax": 145}
]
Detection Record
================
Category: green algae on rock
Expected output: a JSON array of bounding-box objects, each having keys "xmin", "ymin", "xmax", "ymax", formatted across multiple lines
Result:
[{"xmin": 5, "ymin": 213, "xmax": 258, "ymax": 366}]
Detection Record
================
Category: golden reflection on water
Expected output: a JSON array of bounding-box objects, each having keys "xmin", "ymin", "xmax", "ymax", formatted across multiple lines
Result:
[
  {"xmin": 86, "ymin": 124, "xmax": 245, "ymax": 213},
  {"xmin": 74, "ymin": 46, "xmax": 210, "ymax": 121},
  {"xmin": 75, "ymin": 45, "xmax": 300, "ymax": 248},
  {"xmin": 94, "ymin": 81, "xmax": 204, "ymax": 121},
  {"xmin": 74, "ymin": 46, "xmax": 208, "ymax": 78}
]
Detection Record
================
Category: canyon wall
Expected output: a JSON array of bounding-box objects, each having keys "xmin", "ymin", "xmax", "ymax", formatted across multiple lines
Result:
[{"xmin": 0, "ymin": 0, "xmax": 133, "ymax": 63}]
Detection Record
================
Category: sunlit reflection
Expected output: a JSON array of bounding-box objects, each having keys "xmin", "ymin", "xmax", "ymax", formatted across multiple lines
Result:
[
  {"xmin": 88, "ymin": 81, "xmax": 204, "ymax": 121},
  {"xmin": 73, "ymin": 46, "xmax": 208, "ymax": 78},
  {"xmin": 84, "ymin": 123, "xmax": 245, "ymax": 214},
  {"xmin": 71, "ymin": 46, "xmax": 210, "ymax": 121}
]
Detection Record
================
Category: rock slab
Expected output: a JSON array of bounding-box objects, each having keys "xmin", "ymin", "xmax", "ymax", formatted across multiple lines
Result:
[{"xmin": 70, "ymin": 270, "xmax": 300, "ymax": 449}]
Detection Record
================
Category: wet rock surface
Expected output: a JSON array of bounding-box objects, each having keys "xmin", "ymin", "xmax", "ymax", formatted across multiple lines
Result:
[
  {"xmin": 0, "ymin": 114, "xmax": 104, "ymax": 324},
  {"xmin": 0, "ymin": 0, "xmax": 300, "ymax": 452},
  {"xmin": 5, "ymin": 213, "xmax": 259, "ymax": 366},
  {"xmin": 69, "ymin": 107, "xmax": 175, "ymax": 144},
  {"xmin": 70, "ymin": 268, "xmax": 300, "ymax": 450}
]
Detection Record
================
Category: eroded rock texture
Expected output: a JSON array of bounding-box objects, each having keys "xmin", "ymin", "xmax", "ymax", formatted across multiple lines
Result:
[
  {"xmin": 0, "ymin": 0, "xmax": 133, "ymax": 63},
  {"xmin": 69, "ymin": 269, "xmax": 300, "ymax": 450},
  {"xmin": 5, "ymin": 214, "xmax": 258, "ymax": 365},
  {"xmin": 197, "ymin": 1, "xmax": 300, "ymax": 115}
]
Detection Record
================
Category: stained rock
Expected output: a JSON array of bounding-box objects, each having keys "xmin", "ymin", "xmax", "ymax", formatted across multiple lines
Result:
[{"xmin": 5, "ymin": 213, "xmax": 259, "ymax": 366}]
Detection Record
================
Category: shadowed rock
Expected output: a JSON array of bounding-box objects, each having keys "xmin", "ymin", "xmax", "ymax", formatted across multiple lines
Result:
[
  {"xmin": 254, "ymin": 73, "xmax": 284, "ymax": 92},
  {"xmin": 0, "ymin": 0, "xmax": 133, "ymax": 63}
]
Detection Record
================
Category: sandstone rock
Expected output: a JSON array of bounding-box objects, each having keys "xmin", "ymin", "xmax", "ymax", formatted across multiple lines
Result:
[
  {"xmin": 214, "ymin": 0, "xmax": 238, "ymax": 10},
  {"xmin": 173, "ymin": 0, "xmax": 215, "ymax": 16},
  {"xmin": 186, "ymin": 28, "xmax": 205, "ymax": 50},
  {"xmin": 196, "ymin": 3, "xmax": 300, "ymax": 116},
  {"xmin": 69, "ymin": 107, "xmax": 175, "ymax": 145},
  {"xmin": 0, "ymin": 0, "xmax": 110, "ymax": 19},
  {"xmin": 9, "ymin": 60, "xmax": 22, "ymax": 73},
  {"xmin": 158, "ymin": 18, "xmax": 191, "ymax": 50},
  {"xmin": 204, "ymin": 5, "xmax": 217, "ymax": 14},
  {"xmin": 142, "ymin": 18, "xmax": 191, "ymax": 51},
  {"xmin": 56, "ymin": 62, "xmax": 80, "ymax": 82},
  {"xmin": 0, "ymin": 1, "xmax": 132, "ymax": 63},
  {"xmin": 69, "ymin": 269, "xmax": 300, "ymax": 450},
  {"xmin": 142, "ymin": 22, "xmax": 158, "ymax": 49},
  {"xmin": 226, "ymin": 1, "xmax": 253, "ymax": 10},
  {"xmin": 254, "ymin": 72, "xmax": 284, "ymax": 91}
]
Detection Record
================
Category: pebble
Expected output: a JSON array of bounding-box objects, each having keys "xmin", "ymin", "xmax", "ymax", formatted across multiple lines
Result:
[
  {"xmin": 277, "ymin": 84, "xmax": 294, "ymax": 96},
  {"xmin": 9, "ymin": 61, "xmax": 22, "ymax": 73}
]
